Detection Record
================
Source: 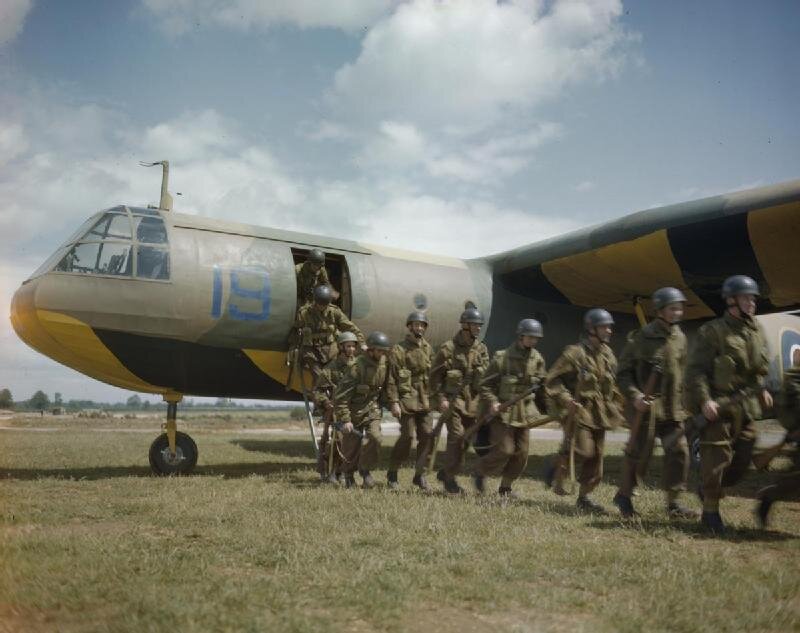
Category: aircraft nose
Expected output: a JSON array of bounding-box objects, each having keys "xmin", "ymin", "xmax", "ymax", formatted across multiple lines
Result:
[{"xmin": 9, "ymin": 277, "xmax": 49, "ymax": 357}]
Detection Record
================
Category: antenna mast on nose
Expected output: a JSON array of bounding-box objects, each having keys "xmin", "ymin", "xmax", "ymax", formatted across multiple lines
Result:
[{"xmin": 139, "ymin": 160, "xmax": 173, "ymax": 211}]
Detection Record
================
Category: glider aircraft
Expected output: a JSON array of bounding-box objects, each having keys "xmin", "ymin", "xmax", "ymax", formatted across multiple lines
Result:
[{"xmin": 10, "ymin": 163, "xmax": 800, "ymax": 474}]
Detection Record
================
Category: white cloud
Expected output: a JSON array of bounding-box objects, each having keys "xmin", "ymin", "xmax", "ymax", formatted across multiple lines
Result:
[
  {"xmin": 575, "ymin": 180, "xmax": 595, "ymax": 192},
  {"xmin": 141, "ymin": 0, "xmax": 401, "ymax": 35},
  {"xmin": 330, "ymin": 0, "xmax": 629, "ymax": 129},
  {"xmin": 0, "ymin": 121, "xmax": 29, "ymax": 166},
  {"xmin": 0, "ymin": 0, "xmax": 33, "ymax": 47}
]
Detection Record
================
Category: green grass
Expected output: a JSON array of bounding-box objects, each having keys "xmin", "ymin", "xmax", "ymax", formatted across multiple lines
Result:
[{"xmin": 0, "ymin": 416, "xmax": 798, "ymax": 633}]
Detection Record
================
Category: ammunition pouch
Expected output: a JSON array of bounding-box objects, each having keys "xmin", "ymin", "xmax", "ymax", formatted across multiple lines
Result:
[
  {"xmin": 444, "ymin": 369, "xmax": 463, "ymax": 395},
  {"xmin": 498, "ymin": 375, "xmax": 519, "ymax": 401},
  {"xmin": 397, "ymin": 368, "xmax": 412, "ymax": 395}
]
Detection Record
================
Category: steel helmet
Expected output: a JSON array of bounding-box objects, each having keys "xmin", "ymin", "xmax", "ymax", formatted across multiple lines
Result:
[
  {"xmin": 516, "ymin": 318, "xmax": 544, "ymax": 338},
  {"xmin": 366, "ymin": 331, "xmax": 391, "ymax": 350},
  {"xmin": 337, "ymin": 331, "xmax": 358, "ymax": 345},
  {"xmin": 652, "ymin": 287, "xmax": 687, "ymax": 311},
  {"xmin": 584, "ymin": 308, "xmax": 614, "ymax": 330},
  {"xmin": 721, "ymin": 275, "xmax": 760, "ymax": 298},
  {"xmin": 313, "ymin": 285, "xmax": 332, "ymax": 305}
]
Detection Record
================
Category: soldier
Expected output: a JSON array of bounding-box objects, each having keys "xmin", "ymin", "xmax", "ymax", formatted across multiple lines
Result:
[
  {"xmin": 288, "ymin": 284, "xmax": 364, "ymax": 385},
  {"xmin": 314, "ymin": 331, "xmax": 359, "ymax": 483},
  {"xmin": 755, "ymin": 363, "xmax": 800, "ymax": 528},
  {"xmin": 295, "ymin": 248, "xmax": 337, "ymax": 307},
  {"xmin": 684, "ymin": 275, "xmax": 772, "ymax": 534},
  {"xmin": 472, "ymin": 318, "xmax": 547, "ymax": 497},
  {"xmin": 612, "ymin": 288, "xmax": 697, "ymax": 519},
  {"xmin": 545, "ymin": 309, "xmax": 625, "ymax": 514},
  {"xmin": 334, "ymin": 331, "xmax": 392, "ymax": 489},
  {"xmin": 386, "ymin": 311, "xmax": 435, "ymax": 491},
  {"xmin": 430, "ymin": 306, "xmax": 490, "ymax": 494}
]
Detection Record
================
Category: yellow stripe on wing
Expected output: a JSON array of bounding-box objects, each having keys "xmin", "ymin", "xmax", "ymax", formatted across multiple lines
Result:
[
  {"xmin": 541, "ymin": 229, "xmax": 714, "ymax": 319},
  {"xmin": 747, "ymin": 201, "xmax": 800, "ymax": 308}
]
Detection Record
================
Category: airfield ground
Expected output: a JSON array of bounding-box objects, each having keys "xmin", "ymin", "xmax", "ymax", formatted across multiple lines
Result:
[{"xmin": 0, "ymin": 412, "xmax": 798, "ymax": 633}]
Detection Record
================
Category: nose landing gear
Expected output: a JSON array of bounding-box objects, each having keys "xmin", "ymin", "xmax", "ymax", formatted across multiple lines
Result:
[{"xmin": 148, "ymin": 394, "xmax": 198, "ymax": 475}]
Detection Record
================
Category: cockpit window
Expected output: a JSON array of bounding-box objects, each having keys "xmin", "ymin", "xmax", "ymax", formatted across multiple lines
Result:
[
  {"xmin": 86, "ymin": 213, "xmax": 132, "ymax": 240},
  {"xmin": 47, "ymin": 207, "xmax": 170, "ymax": 281},
  {"xmin": 134, "ymin": 216, "xmax": 168, "ymax": 244}
]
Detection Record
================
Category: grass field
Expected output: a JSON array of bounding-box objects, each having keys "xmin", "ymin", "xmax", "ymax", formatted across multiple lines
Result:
[{"xmin": 1, "ymin": 413, "xmax": 798, "ymax": 633}]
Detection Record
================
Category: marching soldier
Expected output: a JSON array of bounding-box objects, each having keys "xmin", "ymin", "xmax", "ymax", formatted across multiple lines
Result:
[
  {"xmin": 334, "ymin": 331, "xmax": 393, "ymax": 489},
  {"xmin": 314, "ymin": 331, "xmax": 359, "ymax": 483},
  {"xmin": 430, "ymin": 306, "xmax": 490, "ymax": 494},
  {"xmin": 472, "ymin": 318, "xmax": 547, "ymax": 497},
  {"xmin": 295, "ymin": 248, "xmax": 338, "ymax": 307},
  {"xmin": 386, "ymin": 311, "xmax": 435, "ymax": 491},
  {"xmin": 288, "ymin": 284, "xmax": 364, "ymax": 385},
  {"xmin": 684, "ymin": 275, "xmax": 772, "ymax": 534},
  {"xmin": 612, "ymin": 288, "xmax": 697, "ymax": 519},
  {"xmin": 755, "ymin": 362, "xmax": 800, "ymax": 528},
  {"xmin": 545, "ymin": 309, "xmax": 625, "ymax": 514}
]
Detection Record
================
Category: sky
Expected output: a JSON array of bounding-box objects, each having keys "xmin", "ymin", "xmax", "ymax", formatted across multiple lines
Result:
[{"xmin": 1, "ymin": 0, "xmax": 799, "ymax": 404}]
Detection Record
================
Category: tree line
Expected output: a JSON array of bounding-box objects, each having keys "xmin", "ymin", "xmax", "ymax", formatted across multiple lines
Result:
[{"xmin": 0, "ymin": 389, "xmax": 297, "ymax": 412}]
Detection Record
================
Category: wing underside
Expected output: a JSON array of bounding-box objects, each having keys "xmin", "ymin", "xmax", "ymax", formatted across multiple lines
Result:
[{"xmin": 485, "ymin": 180, "xmax": 800, "ymax": 320}]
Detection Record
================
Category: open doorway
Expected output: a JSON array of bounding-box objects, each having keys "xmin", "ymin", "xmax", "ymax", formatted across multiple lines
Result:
[{"xmin": 291, "ymin": 248, "xmax": 352, "ymax": 317}]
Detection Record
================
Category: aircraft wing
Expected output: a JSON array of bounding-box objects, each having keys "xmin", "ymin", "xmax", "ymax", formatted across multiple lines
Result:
[{"xmin": 483, "ymin": 179, "xmax": 800, "ymax": 320}]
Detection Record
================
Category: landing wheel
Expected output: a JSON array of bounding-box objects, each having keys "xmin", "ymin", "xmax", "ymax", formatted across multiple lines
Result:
[{"xmin": 149, "ymin": 431, "xmax": 198, "ymax": 475}]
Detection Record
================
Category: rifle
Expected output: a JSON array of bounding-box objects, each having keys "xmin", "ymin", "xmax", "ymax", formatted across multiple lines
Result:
[
  {"xmin": 463, "ymin": 380, "xmax": 542, "ymax": 442},
  {"xmin": 661, "ymin": 389, "xmax": 753, "ymax": 452},
  {"xmin": 625, "ymin": 364, "xmax": 662, "ymax": 454}
]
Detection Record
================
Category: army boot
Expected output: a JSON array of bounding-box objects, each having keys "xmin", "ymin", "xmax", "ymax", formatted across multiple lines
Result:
[
  {"xmin": 444, "ymin": 477, "xmax": 464, "ymax": 495},
  {"xmin": 412, "ymin": 473, "xmax": 431, "ymax": 492},
  {"xmin": 700, "ymin": 511, "xmax": 726, "ymax": 535},
  {"xmin": 577, "ymin": 496, "xmax": 610, "ymax": 516},
  {"xmin": 472, "ymin": 472, "xmax": 486, "ymax": 494},
  {"xmin": 325, "ymin": 470, "xmax": 339, "ymax": 485},
  {"xmin": 550, "ymin": 456, "xmax": 569, "ymax": 496},
  {"xmin": 755, "ymin": 488, "xmax": 775, "ymax": 529},
  {"xmin": 613, "ymin": 492, "xmax": 637, "ymax": 519},
  {"xmin": 360, "ymin": 470, "xmax": 376, "ymax": 489},
  {"xmin": 498, "ymin": 487, "xmax": 519, "ymax": 500},
  {"xmin": 387, "ymin": 470, "xmax": 399, "ymax": 491},
  {"xmin": 344, "ymin": 473, "xmax": 357, "ymax": 489}
]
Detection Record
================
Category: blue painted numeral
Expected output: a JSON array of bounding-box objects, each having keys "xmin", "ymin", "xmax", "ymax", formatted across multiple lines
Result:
[{"xmin": 210, "ymin": 266, "xmax": 270, "ymax": 322}]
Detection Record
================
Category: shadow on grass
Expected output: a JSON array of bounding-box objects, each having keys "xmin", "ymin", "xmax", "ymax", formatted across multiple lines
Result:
[{"xmin": 586, "ymin": 517, "xmax": 798, "ymax": 542}]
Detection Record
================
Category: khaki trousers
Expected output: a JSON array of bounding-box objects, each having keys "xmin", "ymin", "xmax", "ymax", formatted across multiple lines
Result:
[{"xmin": 388, "ymin": 411, "xmax": 434, "ymax": 475}]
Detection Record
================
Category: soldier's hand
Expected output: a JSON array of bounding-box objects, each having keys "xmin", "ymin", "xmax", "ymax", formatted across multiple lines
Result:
[
  {"xmin": 634, "ymin": 394, "xmax": 651, "ymax": 413},
  {"xmin": 360, "ymin": 344, "xmax": 368, "ymax": 353},
  {"xmin": 390, "ymin": 402, "xmax": 401, "ymax": 419},
  {"xmin": 343, "ymin": 422, "xmax": 354, "ymax": 434},
  {"xmin": 325, "ymin": 401, "xmax": 334, "ymax": 412},
  {"xmin": 567, "ymin": 400, "xmax": 580, "ymax": 414},
  {"xmin": 701, "ymin": 399, "xmax": 719, "ymax": 422},
  {"xmin": 761, "ymin": 389, "xmax": 774, "ymax": 409},
  {"xmin": 490, "ymin": 402, "xmax": 501, "ymax": 415},
  {"xmin": 439, "ymin": 398, "xmax": 450, "ymax": 413}
]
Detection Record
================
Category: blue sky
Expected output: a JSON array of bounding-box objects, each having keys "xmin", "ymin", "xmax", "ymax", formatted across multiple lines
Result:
[{"xmin": 1, "ymin": 0, "xmax": 798, "ymax": 403}]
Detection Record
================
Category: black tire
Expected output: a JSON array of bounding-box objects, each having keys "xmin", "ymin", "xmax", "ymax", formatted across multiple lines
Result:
[{"xmin": 149, "ymin": 431, "xmax": 198, "ymax": 475}]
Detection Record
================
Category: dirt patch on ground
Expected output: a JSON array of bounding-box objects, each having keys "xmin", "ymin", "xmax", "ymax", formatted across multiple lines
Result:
[{"xmin": 0, "ymin": 603, "xmax": 61, "ymax": 633}]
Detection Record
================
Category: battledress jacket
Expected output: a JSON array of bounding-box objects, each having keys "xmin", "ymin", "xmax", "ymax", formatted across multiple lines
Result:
[
  {"xmin": 429, "ymin": 330, "xmax": 490, "ymax": 417},
  {"xmin": 295, "ymin": 261, "xmax": 330, "ymax": 305},
  {"xmin": 616, "ymin": 320, "xmax": 687, "ymax": 423},
  {"xmin": 386, "ymin": 334, "xmax": 433, "ymax": 413},
  {"xmin": 334, "ymin": 354, "xmax": 390, "ymax": 426},
  {"xmin": 545, "ymin": 340, "xmax": 625, "ymax": 430},
  {"xmin": 683, "ymin": 312, "xmax": 769, "ymax": 421},
  {"xmin": 479, "ymin": 343, "xmax": 547, "ymax": 426}
]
